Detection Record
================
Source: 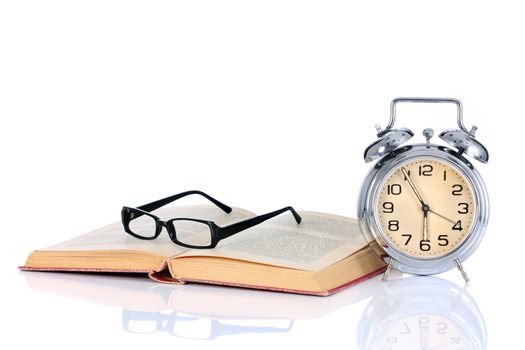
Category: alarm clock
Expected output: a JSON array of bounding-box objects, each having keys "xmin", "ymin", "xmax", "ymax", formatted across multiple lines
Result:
[
  {"xmin": 357, "ymin": 98, "xmax": 489, "ymax": 281},
  {"xmin": 357, "ymin": 276, "xmax": 487, "ymax": 349}
]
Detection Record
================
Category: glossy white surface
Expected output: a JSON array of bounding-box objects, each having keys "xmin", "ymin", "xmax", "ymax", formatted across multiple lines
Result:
[
  {"xmin": 2, "ymin": 1, "xmax": 524, "ymax": 348},
  {"xmin": 5, "ymin": 268, "xmax": 499, "ymax": 349}
]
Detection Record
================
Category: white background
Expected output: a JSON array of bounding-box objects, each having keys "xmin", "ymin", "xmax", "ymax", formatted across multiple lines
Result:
[{"xmin": 1, "ymin": 1, "xmax": 523, "ymax": 348}]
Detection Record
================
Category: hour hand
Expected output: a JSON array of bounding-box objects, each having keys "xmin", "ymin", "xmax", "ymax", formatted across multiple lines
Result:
[{"xmin": 401, "ymin": 167, "xmax": 427, "ymax": 207}]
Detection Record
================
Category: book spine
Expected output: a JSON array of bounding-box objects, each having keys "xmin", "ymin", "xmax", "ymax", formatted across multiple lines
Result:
[
  {"xmin": 148, "ymin": 270, "xmax": 185, "ymax": 284},
  {"xmin": 147, "ymin": 260, "xmax": 185, "ymax": 285}
]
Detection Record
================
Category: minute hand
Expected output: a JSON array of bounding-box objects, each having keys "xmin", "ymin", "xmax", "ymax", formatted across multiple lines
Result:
[{"xmin": 401, "ymin": 167, "xmax": 426, "ymax": 207}]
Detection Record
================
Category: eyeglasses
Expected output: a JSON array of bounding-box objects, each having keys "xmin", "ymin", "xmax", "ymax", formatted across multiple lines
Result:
[
  {"xmin": 122, "ymin": 310, "xmax": 294, "ymax": 339},
  {"xmin": 121, "ymin": 190, "xmax": 302, "ymax": 249}
]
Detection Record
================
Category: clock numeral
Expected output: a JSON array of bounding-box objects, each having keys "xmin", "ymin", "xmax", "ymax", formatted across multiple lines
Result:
[
  {"xmin": 401, "ymin": 234, "xmax": 412, "ymax": 245},
  {"xmin": 400, "ymin": 322, "xmax": 410, "ymax": 334},
  {"xmin": 452, "ymin": 184, "xmax": 463, "ymax": 196},
  {"xmin": 450, "ymin": 337, "xmax": 460, "ymax": 344},
  {"xmin": 419, "ymin": 240, "xmax": 431, "ymax": 251},
  {"xmin": 452, "ymin": 220, "xmax": 463, "ymax": 231},
  {"xmin": 443, "ymin": 170, "xmax": 447, "ymax": 181},
  {"xmin": 418, "ymin": 317, "xmax": 430, "ymax": 328},
  {"xmin": 388, "ymin": 220, "xmax": 399, "ymax": 231},
  {"xmin": 458, "ymin": 203, "xmax": 469, "ymax": 214},
  {"xmin": 418, "ymin": 164, "xmax": 433, "ymax": 176},
  {"xmin": 386, "ymin": 336, "xmax": 397, "ymax": 344},
  {"xmin": 436, "ymin": 322, "xmax": 447, "ymax": 335},
  {"xmin": 387, "ymin": 184, "xmax": 402, "ymax": 195},
  {"xmin": 403, "ymin": 170, "xmax": 411, "ymax": 181},
  {"xmin": 438, "ymin": 234, "xmax": 449, "ymax": 246},
  {"xmin": 382, "ymin": 202, "xmax": 394, "ymax": 213}
]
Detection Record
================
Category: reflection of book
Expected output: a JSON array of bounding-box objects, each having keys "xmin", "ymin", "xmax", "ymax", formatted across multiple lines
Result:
[
  {"xmin": 23, "ymin": 271, "xmax": 382, "ymax": 339},
  {"xmin": 21, "ymin": 206, "xmax": 386, "ymax": 296},
  {"xmin": 22, "ymin": 271, "xmax": 381, "ymax": 319}
]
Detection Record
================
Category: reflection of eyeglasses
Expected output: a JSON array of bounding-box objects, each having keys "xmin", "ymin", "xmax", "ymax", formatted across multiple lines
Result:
[
  {"xmin": 121, "ymin": 190, "xmax": 302, "ymax": 249},
  {"xmin": 122, "ymin": 310, "xmax": 295, "ymax": 340}
]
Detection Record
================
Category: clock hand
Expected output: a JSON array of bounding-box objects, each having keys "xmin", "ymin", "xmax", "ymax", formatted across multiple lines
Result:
[
  {"xmin": 423, "ymin": 207, "xmax": 429, "ymax": 241},
  {"xmin": 428, "ymin": 209, "xmax": 456, "ymax": 224},
  {"xmin": 401, "ymin": 167, "xmax": 431, "ymax": 241},
  {"xmin": 419, "ymin": 323, "xmax": 428, "ymax": 350},
  {"xmin": 401, "ymin": 167, "xmax": 427, "ymax": 207}
]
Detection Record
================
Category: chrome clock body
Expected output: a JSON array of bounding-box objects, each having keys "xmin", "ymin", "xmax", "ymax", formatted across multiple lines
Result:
[
  {"xmin": 358, "ymin": 144, "xmax": 489, "ymax": 275},
  {"xmin": 357, "ymin": 97, "xmax": 489, "ymax": 279}
]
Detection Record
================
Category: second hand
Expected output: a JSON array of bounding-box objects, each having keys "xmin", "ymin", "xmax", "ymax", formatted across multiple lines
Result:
[{"xmin": 429, "ymin": 209, "xmax": 456, "ymax": 224}]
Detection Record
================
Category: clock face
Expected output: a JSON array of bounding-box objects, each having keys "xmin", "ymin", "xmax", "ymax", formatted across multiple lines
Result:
[
  {"xmin": 370, "ymin": 313, "xmax": 474, "ymax": 350},
  {"xmin": 376, "ymin": 158, "xmax": 477, "ymax": 259}
]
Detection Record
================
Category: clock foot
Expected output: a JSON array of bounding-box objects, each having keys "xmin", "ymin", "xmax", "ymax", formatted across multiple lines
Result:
[
  {"xmin": 382, "ymin": 258, "xmax": 394, "ymax": 282},
  {"xmin": 454, "ymin": 258, "xmax": 470, "ymax": 283}
]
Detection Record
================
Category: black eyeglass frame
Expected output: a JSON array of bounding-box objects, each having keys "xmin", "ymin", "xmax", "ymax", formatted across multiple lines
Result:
[
  {"xmin": 122, "ymin": 310, "xmax": 295, "ymax": 339},
  {"xmin": 121, "ymin": 190, "xmax": 302, "ymax": 249}
]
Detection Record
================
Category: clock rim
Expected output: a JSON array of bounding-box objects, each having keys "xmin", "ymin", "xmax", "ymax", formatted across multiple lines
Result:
[{"xmin": 357, "ymin": 144, "xmax": 489, "ymax": 275}]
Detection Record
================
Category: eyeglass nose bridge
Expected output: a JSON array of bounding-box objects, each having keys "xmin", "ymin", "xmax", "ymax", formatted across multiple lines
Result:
[{"xmin": 162, "ymin": 219, "xmax": 178, "ymax": 241}]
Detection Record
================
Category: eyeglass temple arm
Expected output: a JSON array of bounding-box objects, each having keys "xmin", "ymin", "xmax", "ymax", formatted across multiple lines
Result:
[
  {"xmin": 220, "ymin": 206, "xmax": 302, "ymax": 239},
  {"xmin": 137, "ymin": 190, "xmax": 232, "ymax": 214}
]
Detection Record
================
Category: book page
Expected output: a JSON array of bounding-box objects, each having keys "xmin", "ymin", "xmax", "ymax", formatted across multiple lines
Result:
[
  {"xmin": 176, "ymin": 211, "xmax": 367, "ymax": 271},
  {"xmin": 42, "ymin": 206, "xmax": 255, "ymax": 257}
]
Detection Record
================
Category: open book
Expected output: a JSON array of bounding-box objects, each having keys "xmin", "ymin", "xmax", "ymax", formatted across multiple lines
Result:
[{"xmin": 21, "ymin": 206, "xmax": 386, "ymax": 296}]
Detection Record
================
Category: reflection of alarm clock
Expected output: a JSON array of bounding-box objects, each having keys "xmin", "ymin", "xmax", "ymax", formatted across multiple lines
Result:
[
  {"xmin": 357, "ymin": 276, "xmax": 487, "ymax": 349},
  {"xmin": 358, "ymin": 98, "xmax": 489, "ymax": 280}
]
